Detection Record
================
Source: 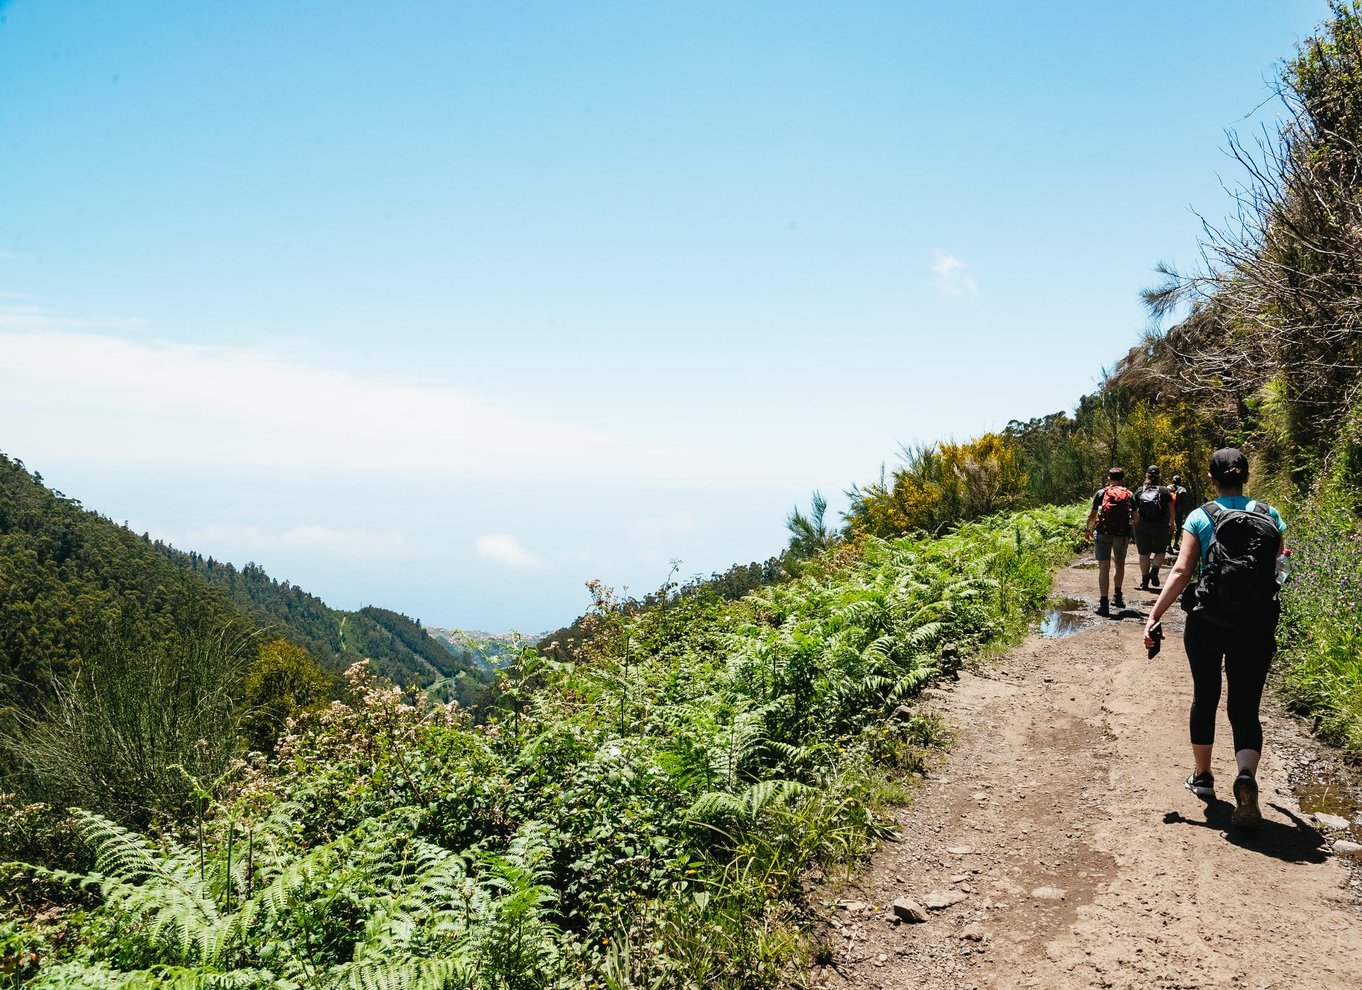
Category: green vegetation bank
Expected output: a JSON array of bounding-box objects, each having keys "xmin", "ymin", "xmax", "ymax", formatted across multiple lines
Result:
[{"xmin": 2, "ymin": 507, "xmax": 1081, "ymax": 988}]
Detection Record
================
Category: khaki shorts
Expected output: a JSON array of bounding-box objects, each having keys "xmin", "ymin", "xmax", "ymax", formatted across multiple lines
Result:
[{"xmin": 1094, "ymin": 533, "xmax": 1130, "ymax": 561}]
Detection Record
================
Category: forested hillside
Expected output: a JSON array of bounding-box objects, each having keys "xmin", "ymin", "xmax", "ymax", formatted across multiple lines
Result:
[
  {"xmin": 0, "ymin": 453, "xmax": 249, "ymax": 707},
  {"xmin": 0, "ymin": 452, "xmax": 492, "ymax": 707},
  {"xmin": 157, "ymin": 543, "xmax": 486, "ymax": 689}
]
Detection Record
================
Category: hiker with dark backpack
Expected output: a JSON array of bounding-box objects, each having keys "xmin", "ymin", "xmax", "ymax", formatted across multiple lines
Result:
[
  {"xmin": 1133, "ymin": 465, "xmax": 1176, "ymax": 591},
  {"xmin": 1142, "ymin": 448, "xmax": 1287, "ymax": 831},
  {"xmin": 1169, "ymin": 473, "xmax": 1191, "ymax": 550},
  {"xmin": 1084, "ymin": 467, "xmax": 1135, "ymax": 617}
]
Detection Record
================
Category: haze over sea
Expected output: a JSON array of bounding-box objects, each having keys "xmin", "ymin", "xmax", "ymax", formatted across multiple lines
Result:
[{"xmin": 0, "ymin": 1, "xmax": 1323, "ymax": 630}]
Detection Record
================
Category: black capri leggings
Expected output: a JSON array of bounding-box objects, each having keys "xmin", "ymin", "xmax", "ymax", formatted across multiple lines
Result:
[{"xmin": 1184, "ymin": 611, "xmax": 1276, "ymax": 754}]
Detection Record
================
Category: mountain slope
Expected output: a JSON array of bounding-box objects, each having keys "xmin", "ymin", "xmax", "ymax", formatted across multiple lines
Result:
[{"xmin": 0, "ymin": 452, "xmax": 491, "ymax": 704}]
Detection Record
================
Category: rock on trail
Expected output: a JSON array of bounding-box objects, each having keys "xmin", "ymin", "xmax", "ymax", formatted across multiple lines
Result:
[{"xmin": 806, "ymin": 560, "xmax": 1362, "ymax": 990}]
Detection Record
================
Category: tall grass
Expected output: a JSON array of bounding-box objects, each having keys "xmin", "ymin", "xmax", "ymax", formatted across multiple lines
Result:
[{"xmin": 3, "ymin": 619, "xmax": 251, "ymax": 829}]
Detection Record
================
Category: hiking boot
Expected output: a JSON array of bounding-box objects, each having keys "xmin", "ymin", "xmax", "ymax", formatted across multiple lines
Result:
[
  {"xmin": 1096, "ymin": 597, "xmax": 1110, "ymax": 617},
  {"xmin": 1184, "ymin": 770, "xmax": 1214, "ymax": 799},
  {"xmin": 1232, "ymin": 772, "xmax": 1262, "ymax": 830},
  {"xmin": 1149, "ymin": 569, "xmax": 1161, "ymax": 589},
  {"xmin": 1139, "ymin": 576, "xmax": 1150, "ymax": 591},
  {"xmin": 1113, "ymin": 589, "xmax": 1125, "ymax": 609}
]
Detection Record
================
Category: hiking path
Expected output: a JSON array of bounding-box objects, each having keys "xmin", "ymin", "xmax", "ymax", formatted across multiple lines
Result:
[{"xmin": 807, "ymin": 559, "xmax": 1362, "ymax": 990}]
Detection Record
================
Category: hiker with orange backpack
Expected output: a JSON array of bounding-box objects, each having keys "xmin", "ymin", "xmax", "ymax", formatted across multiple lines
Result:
[
  {"xmin": 1168, "ymin": 473, "xmax": 1191, "ymax": 550},
  {"xmin": 1084, "ymin": 467, "xmax": 1135, "ymax": 617}
]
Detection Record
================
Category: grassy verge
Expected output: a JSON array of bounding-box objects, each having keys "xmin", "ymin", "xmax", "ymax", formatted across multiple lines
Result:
[
  {"xmin": 2, "ymin": 505, "xmax": 1084, "ymax": 990},
  {"xmin": 1277, "ymin": 470, "xmax": 1362, "ymax": 757}
]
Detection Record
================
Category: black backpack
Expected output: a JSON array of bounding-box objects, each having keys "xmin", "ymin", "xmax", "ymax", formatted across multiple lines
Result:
[
  {"xmin": 1192, "ymin": 501, "xmax": 1281, "ymax": 627},
  {"xmin": 1136, "ymin": 485, "xmax": 1164, "ymax": 517}
]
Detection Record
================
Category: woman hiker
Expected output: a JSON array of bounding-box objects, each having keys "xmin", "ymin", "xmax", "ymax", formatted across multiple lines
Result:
[{"xmin": 1141, "ymin": 448, "xmax": 1286, "ymax": 830}]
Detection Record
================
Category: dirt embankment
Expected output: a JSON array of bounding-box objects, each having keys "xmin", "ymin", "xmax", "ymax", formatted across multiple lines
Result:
[{"xmin": 805, "ymin": 560, "xmax": 1362, "ymax": 990}]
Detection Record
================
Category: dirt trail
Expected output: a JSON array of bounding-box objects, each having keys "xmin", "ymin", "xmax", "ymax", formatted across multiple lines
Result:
[{"xmin": 808, "ymin": 560, "xmax": 1362, "ymax": 990}]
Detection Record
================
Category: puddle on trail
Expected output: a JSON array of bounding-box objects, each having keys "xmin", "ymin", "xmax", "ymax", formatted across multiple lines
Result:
[
  {"xmin": 1288, "ymin": 759, "xmax": 1362, "ymax": 839},
  {"xmin": 1294, "ymin": 779, "xmax": 1358, "ymax": 820},
  {"xmin": 1040, "ymin": 597, "xmax": 1087, "ymax": 638}
]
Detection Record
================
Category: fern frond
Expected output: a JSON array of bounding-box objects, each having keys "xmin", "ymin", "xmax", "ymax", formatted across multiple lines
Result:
[
  {"xmin": 739, "ymin": 778, "xmax": 809, "ymax": 815},
  {"xmin": 65, "ymin": 810, "xmax": 224, "ymax": 964},
  {"xmin": 706, "ymin": 707, "xmax": 771, "ymax": 789},
  {"xmin": 324, "ymin": 957, "xmax": 474, "ymax": 990},
  {"xmin": 24, "ymin": 962, "xmax": 285, "ymax": 990},
  {"xmin": 233, "ymin": 838, "xmax": 347, "ymax": 944},
  {"xmin": 71, "ymin": 809, "xmax": 165, "ymax": 884},
  {"xmin": 685, "ymin": 791, "xmax": 748, "ymax": 824},
  {"xmin": 687, "ymin": 778, "xmax": 808, "ymax": 827},
  {"xmin": 883, "ymin": 667, "xmax": 936, "ymax": 706},
  {"xmin": 359, "ymin": 847, "xmax": 474, "ymax": 956},
  {"xmin": 766, "ymin": 739, "xmax": 824, "ymax": 773},
  {"xmin": 860, "ymin": 633, "xmax": 895, "ymax": 662},
  {"xmin": 900, "ymin": 620, "xmax": 944, "ymax": 650}
]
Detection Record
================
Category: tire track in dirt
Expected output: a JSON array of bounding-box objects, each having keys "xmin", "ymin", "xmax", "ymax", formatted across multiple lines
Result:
[{"xmin": 805, "ymin": 560, "xmax": 1362, "ymax": 990}]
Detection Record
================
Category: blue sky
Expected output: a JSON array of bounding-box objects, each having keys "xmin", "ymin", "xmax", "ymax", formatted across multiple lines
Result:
[{"xmin": 0, "ymin": 1, "xmax": 1326, "ymax": 630}]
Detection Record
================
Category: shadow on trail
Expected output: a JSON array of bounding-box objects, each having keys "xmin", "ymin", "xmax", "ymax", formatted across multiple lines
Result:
[
  {"xmin": 1113, "ymin": 608, "xmax": 1146, "ymax": 620},
  {"xmin": 1162, "ymin": 801, "xmax": 1329, "ymax": 864}
]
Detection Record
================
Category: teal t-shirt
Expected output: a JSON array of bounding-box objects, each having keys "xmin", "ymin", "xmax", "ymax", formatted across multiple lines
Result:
[{"xmin": 1183, "ymin": 496, "xmax": 1287, "ymax": 566}]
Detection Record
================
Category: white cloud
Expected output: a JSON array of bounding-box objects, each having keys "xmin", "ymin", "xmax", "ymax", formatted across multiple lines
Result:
[
  {"xmin": 475, "ymin": 533, "xmax": 541, "ymax": 568},
  {"xmin": 0, "ymin": 308, "xmax": 799, "ymax": 489},
  {"xmin": 930, "ymin": 251, "xmax": 978, "ymax": 297},
  {"xmin": 280, "ymin": 524, "xmax": 411, "ymax": 559},
  {"xmin": 168, "ymin": 523, "xmax": 412, "ymax": 562}
]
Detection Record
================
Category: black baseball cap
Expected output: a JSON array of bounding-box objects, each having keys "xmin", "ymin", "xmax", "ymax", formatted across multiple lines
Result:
[
  {"xmin": 1146, "ymin": 465, "xmax": 1161, "ymax": 478},
  {"xmin": 1209, "ymin": 447, "xmax": 1249, "ymax": 481}
]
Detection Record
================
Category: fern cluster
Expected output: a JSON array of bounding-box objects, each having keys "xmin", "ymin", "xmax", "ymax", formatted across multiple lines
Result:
[
  {"xmin": 6, "ymin": 505, "xmax": 1083, "ymax": 990},
  {"xmin": 5, "ymin": 807, "xmax": 560, "ymax": 989}
]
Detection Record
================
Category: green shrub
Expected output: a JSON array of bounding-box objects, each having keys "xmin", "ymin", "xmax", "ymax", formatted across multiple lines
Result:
[{"xmin": 4, "ymin": 621, "xmax": 250, "ymax": 828}]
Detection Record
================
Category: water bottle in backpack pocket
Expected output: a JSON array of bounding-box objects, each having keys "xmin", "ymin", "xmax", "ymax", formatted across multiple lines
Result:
[{"xmin": 1275, "ymin": 548, "xmax": 1292, "ymax": 586}]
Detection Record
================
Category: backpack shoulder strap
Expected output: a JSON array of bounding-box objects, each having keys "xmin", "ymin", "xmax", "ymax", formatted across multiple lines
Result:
[
  {"xmin": 1248, "ymin": 500, "xmax": 1272, "ymax": 517},
  {"xmin": 1203, "ymin": 501, "xmax": 1224, "ymax": 523}
]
